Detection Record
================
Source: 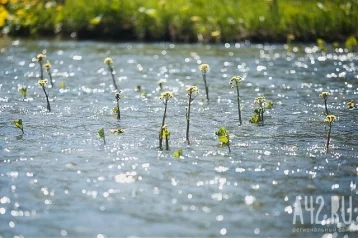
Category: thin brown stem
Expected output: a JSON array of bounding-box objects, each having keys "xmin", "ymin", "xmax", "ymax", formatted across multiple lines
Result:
[
  {"xmin": 324, "ymin": 99, "xmax": 329, "ymax": 115},
  {"xmin": 108, "ymin": 65, "xmax": 118, "ymax": 90},
  {"xmin": 47, "ymin": 70, "xmax": 54, "ymax": 88},
  {"xmin": 159, "ymin": 100, "xmax": 168, "ymax": 150},
  {"xmin": 42, "ymin": 86, "xmax": 51, "ymax": 112},
  {"xmin": 326, "ymin": 122, "xmax": 332, "ymax": 153},
  {"xmin": 116, "ymin": 99, "xmax": 120, "ymax": 120},
  {"xmin": 202, "ymin": 73, "xmax": 209, "ymax": 102},
  {"xmin": 186, "ymin": 94, "xmax": 192, "ymax": 144}
]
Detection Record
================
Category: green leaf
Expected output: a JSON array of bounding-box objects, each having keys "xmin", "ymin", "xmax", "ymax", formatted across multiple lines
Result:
[
  {"xmin": 266, "ymin": 101, "xmax": 273, "ymax": 108},
  {"xmin": 19, "ymin": 88, "xmax": 27, "ymax": 98},
  {"xmin": 59, "ymin": 81, "xmax": 66, "ymax": 89},
  {"xmin": 249, "ymin": 114, "xmax": 260, "ymax": 124},
  {"xmin": 97, "ymin": 128, "xmax": 105, "ymax": 140},
  {"xmin": 113, "ymin": 106, "xmax": 119, "ymax": 113},
  {"xmin": 173, "ymin": 148, "xmax": 183, "ymax": 158},
  {"xmin": 215, "ymin": 127, "xmax": 229, "ymax": 145},
  {"xmin": 13, "ymin": 119, "xmax": 23, "ymax": 131},
  {"xmin": 110, "ymin": 128, "xmax": 124, "ymax": 134}
]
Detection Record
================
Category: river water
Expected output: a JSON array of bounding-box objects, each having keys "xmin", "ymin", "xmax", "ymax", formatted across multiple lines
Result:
[{"xmin": 0, "ymin": 39, "xmax": 357, "ymax": 237}]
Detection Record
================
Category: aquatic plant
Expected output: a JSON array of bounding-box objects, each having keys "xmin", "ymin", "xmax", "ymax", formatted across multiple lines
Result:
[
  {"xmin": 157, "ymin": 79, "xmax": 165, "ymax": 91},
  {"xmin": 215, "ymin": 127, "xmax": 231, "ymax": 153},
  {"xmin": 13, "ymin": 119, "xmax": 24, "ymax": 135},
  {"xmin": 59, "ymin": 81, "xmax": 66, "ymax": 89},
  {"xmin": 347, "ymin": 100, "xmax": 356, "ymax": 110},
  {"xmin": 110, "ymin": 128, "xmax": 124, "ymax": 134},
  {"xmin": 97, "ymin": 128, "xmax": 106, "ymax": 145},
  {"xmin": 38, "ymin": 79, "xmax": 51, "ymax": 112},
  {"xmin": 18, "ymin": 87, "xmax": 27, "ymax": 100},
  {"xmin": 229, "ymin": 76, "xmax": 243, "ymax": 126},
  {"xmin": 104, "ymin": 57, "xmax": 118, "ymax": 91},
  {"xmin": 185, "ymin": 85, "xmax": 199, "ymax": 144},
  {"xmin": 173, "ymin": 148, "xmax": 183, "ymax": 158},
  {"xmin": 162, "ymin": 125, "xmax": 171, "ymax": 151},
  {"xmin": 324, "ymin": 114, "xmax": 336, "ymax": 153},
  {"xmin": 36, "ymin": 53, "xmax": 46, "ymax": 80},
  {"xmin": 316, "ymin": 38, "xmax": 327, "ymax": 52},
  {"xmin": 114, "ymin": 92, "xmax": 121, "ymax": 120},
  {"xmin": 320, "ymin": 92, "xmax": 329, "ymax": 115},
  {"xmin": 250, "ymin": 96, "xmax": 266, "ymax": 125},
  {"xmin": 199, "ymin": 64, "xmax": 210, "ymax": 102},
  {"xmin": 44, "ymin": 60, "xmax": 54, "ymax": 88},
  {"xmin": 158, "ymin": 91, "xmax": 173, "ymax": 150}
]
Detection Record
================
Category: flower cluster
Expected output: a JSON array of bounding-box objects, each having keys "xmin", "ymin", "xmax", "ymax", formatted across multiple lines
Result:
[
  {"xmin": 36, "ymin": 53, "xmax": 46, "ymax": 62},
  {"xmin": 160, "ymin": 91, "xmax": 173, "ymax": 100},
  {"xmin": 320, "ymin": 92, "xmax": 329, "ymax": 100},
  {"xmin": 38, "ymin": 79, "xmax": 48, "ymax": 87},
  {"xmin": 186, "ymin": 85, "xmax": 199, "ymax": 95},
  {"xmin": 44, "ymin": 60, "xmax": 52, "ymax": 70},
  {"xmin": 324, "ymin": 114, "xmax": 336, "ymax": 123},
  {"xmin": 104, "ymin": 57, "xmax": 113, "ymax": 65},
  {"xmin": 199, "ymin": 64, "xmax": 209, "ymax": 73},
  {"xmin": 229, "ymin": 76, "xmax": 242, "ymax": 88}
]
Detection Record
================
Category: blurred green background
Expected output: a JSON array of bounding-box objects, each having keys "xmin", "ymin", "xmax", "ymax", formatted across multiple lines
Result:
[{"xmin": 0, "ymin": 0, "xmax": 357, "ymax": 42}]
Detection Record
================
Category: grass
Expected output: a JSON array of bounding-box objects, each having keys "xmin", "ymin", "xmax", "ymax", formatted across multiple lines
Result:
[{"xmin": 0, "ymin": 0, "xmax": 357, "ymax": 42}]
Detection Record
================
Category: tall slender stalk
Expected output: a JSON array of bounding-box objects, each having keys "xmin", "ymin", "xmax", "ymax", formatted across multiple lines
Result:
[
  {"xmin": 38, "ymin": 79, "xmax": 51, "ymax": 112},
  {"xmin": 230, "ymin": 76, "xmax": 243, "ymax": 126},
  {"xmin": 115, "ymin": 92, "xmax": 121, "ymax": 120},
  {"xmin": 159, "ymin": 92, "xmax": 173, "ymax": 150},
  {"xmin": 104, "ymin": 57, "xmax": 118, "ymax": 91},
  {"xmin": 162, "ymin": 125, "xmax": 171, "ymax": 151},
  {"xmin": 254, "ymin": 96, "xmax": 265, "ymax": 126},
  {"xmin": 324, "ymin": 115, "xmax": 336, "ymax": 153},
  {"xmin": 185, "ymin": 86, "xmax": 199, "ymax": 144},
  {"xmin": 320, "ymin": 92, "xmax": 329, "ymax": 115},
  {"xmin": 36, "ymin": 53, "xmax": 46, "ymax": 80},
  {"xmin": 199, "ymin": 64, "xmax": 210, "ymax": 102},
  {"xmin": 44, "ymin": 60, "xmax": 54, "ymax": 88}
]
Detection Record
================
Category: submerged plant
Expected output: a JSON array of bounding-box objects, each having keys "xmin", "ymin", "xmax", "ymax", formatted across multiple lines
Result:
[
  {"xmin": 104, "ymin": 57, "xmax": 118, "ymax": 91},
  {"xmin": 97, "ymin": 128, "xmax": 106, "ymax": 145},
  {"xmin": 185, "ymin": 85, "xmax": 199, "ymax": 144},
  {"xmin": 229, "ymin": 76, "xmax": 243, "ymax": 126},
  {"xmin": 36, "ymin": 53, "xmax": 46, "ymax": 80},
  {"xmin": 44, "ymin": 60, "xmax": 54, "ymax": 88},
  {"xmin": 114, "ymin": 92, "xmax": 121, "ymax": 120},
  {"xmin": 172, "ymin": 148, "xmax": 183, "ymax": 158},
  {"xmin": 199, "ymin": 64, "xmax": 210, "ymax": 102},
  {"xmin": 158, "ymin": 91, "xmax": 173, "ymax": 150},
  {"xmin": 320, "ymin": 92, "xmax": 329, "ymax": 115},
  {"xmin": 38, "ymin": 79, "xmax": 51, "ymax": 112},
  {"xmin": 18, "ymin": 87, "xmax": 27, "ymax": 100},
  {"xmin": 215, "ymin": 127, "xmax": 231, "ymax": 153},
  {"xmin": 13, "ymin": 119, "xmax": 24, "ymax": 135},
  {"xmin": 162, "ymin": 125, "xmax": 171, "ymax": 150},
  {"xmin": 324, "ymin": 114, "xmax": 336, "ymax": 153},
  {"xmin": 347, "ymin": 100, "xmax": 356, "ymax": 110}
]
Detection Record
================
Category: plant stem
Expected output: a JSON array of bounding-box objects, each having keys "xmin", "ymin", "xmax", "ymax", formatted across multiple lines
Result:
[
  {"xmin": 186, "ymin": 94, "xmax": 192, "ymax": 144},
  {"xmin": 202, "ymin": 72, "xmax": 209, "ymax": 102},
  {"xmin": 227, "ymin": 142, "xmax": 231, "ymax": 153},
  {"xmin": 326, "ymin": 122, "xmax": 332, "ymax": 153},
  {"xmin": 47, "ymin": 70, "xmax": 54, "ymax": 88},
  {"xmin": 260, "ymin": 106, "xmax": 264, "ymax": 125},
  {"xmin": 109, "ymin": 65, "xmax": 118, "ymax": 90},
  {"xmin": 39, "ymin": 61, "xmax": 43, "ymax": 80},
  {"xmin": 103, "ymin": 138, "xmax": 106, "ymax": 145},
  {"xmin": 236, "ymin": 86, "xmax": 242, "ymax": 126},
  {"xmin": 324, "ymin": 99, "xmax": 329, "ymax": 115},
  {"xmin": 159, "ymin": 100, "xmax": 168, "ymax": 150},
  {"xmin": 165, "ymin": 134, "xmax": 169, "ymax": 150},
  {"xmin": 42, "ymin": 86, "xmax": 51, "ymax": 112},
  {"xmin": 116, "ymin": 99, "xmax": 120, "ymax": 120}
]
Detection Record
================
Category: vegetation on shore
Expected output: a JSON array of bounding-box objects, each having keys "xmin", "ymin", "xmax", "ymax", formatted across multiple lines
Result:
[{"xmin": 0, "ymin": 0, "xmax": 357, "ymax": 42}]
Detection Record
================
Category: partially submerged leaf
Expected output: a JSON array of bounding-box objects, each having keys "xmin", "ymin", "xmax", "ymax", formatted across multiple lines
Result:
[
  {"xmin": 173, "ymin": 148, "xmax": 183, "ymax": 158},
  {"xmin": 110, "ymin": 128, "xmax": 124, "ymax": 134},
  {"xmin": 97, "ymin": 128, "xmax": 105, "ymax": 140},
  {"xmin": 113, "ymin": 106, "xmax": 119, "ymax": 113},
  {"xmin": 265, "ymin": 101, "xmax": 273, "ymax": 108},
  {"xmin": 13, "ymin": 119, "xmax": 24, "ymax": 133},
  {"xmin": 19, "ymin": 87, "xmax": 27, "ymax": 98},
  {"xmin": 215, "ymin": 127, "xmax": 229, "ymax": 145},
  {"xmin": 249, "ymin": 114, "xmax": 260, "ymax": 124}
]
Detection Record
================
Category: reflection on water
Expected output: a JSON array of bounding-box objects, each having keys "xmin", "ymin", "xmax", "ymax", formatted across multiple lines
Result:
[{"xmin": 0, "ymin": 39, "xmax": 357, "ymax": 237}]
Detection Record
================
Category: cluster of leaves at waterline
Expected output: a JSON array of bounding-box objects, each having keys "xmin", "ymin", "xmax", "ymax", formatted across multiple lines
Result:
[
  {"xmin": 249, "ymin": 97, "xmax": 273, "ymax": 125},
  {"xmin": 158, "ymin": 91, "xmax": 173, "ymax": 150},
  {"xmin": 215, "ymin": 127, "xmax": 231, "ymax": 153},
  {"xmin": 185, "ymin": 86, "xmax": 199, "ymax": 144}
]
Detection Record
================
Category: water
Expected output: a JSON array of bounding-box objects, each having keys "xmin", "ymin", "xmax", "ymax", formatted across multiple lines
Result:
[{"xmin": 0, "ymin": 39, "xmax": 357, "ymax": 238}]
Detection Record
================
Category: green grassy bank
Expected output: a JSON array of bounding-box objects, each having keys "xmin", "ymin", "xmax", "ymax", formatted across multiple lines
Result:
[{"xmin": 0, "ymin": 0, "xmax": 357, "ymax": 43}]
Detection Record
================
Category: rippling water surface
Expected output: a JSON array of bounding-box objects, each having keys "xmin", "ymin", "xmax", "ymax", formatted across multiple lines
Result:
[{"xmin": 0, "ymin": 39, "xmax": 357, "ymax": 238}]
